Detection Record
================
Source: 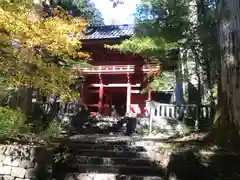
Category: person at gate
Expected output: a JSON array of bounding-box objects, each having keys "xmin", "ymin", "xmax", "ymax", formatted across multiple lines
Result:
[
  {"xmin": 125, "ymin": 116, "xmax": 137, "ymax": 136},
  {"xmin": 120, "ymin": 103, "xmax": 126, "ymax": 116},
  {"xmin": 110, "ymin": 105, "xmax": 118, "ymax": 117}
]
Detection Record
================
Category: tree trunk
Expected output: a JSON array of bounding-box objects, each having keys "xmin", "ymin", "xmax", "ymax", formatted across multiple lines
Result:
[
  {"xmin": 216, "ymin": 0, "xmax": 240, "ymax": 140},
  {"xmin": 18, "ymin": 87, "xmax": 33, "ymax": 116}
]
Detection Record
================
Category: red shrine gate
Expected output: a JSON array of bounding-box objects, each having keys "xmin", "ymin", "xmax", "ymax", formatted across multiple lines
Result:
[
  {"xmin": 74, "ymin": 25, "xmax": 160, "ymax": 116},
  {"xmin": 75, "ymin": 64, "xmax": 159, "ymax": 116}
]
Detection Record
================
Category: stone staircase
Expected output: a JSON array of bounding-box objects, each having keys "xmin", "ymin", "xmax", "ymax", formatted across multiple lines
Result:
[{"xmin": 53, "ymin": 135, "xmax": 164, "ymax": 180}]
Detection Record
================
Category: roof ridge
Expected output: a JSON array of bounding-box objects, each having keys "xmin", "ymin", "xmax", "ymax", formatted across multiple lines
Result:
[
  {"xmin": 87, "ymin": 24, "xmax": 135, "ymax": 28},
  {"xmin": 80, "ymin": 24, "xmax": 135, "ymax": 40}
]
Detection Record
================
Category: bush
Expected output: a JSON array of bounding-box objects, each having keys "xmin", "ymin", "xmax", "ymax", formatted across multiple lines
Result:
[
  {"xmin": 0, "ymin": 106, "xmax": 26, "ymax": 138},
  {"xmin": 41, "ymin": 120, "xmax": 63, "ymax": 140}
]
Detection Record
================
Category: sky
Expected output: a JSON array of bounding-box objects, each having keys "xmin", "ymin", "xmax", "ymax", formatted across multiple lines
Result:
[{"xmin": 92, "ymin": 0, "xmax": 141, "ymax": 25}]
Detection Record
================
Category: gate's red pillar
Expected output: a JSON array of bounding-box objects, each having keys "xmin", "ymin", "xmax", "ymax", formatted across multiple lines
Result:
[
  {"xmin": 98, "ymin": 83, "xmax": 104, "ymax": 113},
  {"xmin": 126, "ymin": 83, "xmax": 131, "ymax": 114},
  {"xmin": 148, "ymin": 89, "xmax": 152, "ymax": 100}
]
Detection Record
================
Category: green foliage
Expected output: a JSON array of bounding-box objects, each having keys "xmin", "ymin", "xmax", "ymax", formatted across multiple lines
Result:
[
  {"xmin": 41, "ymin": 120, "xmax": 63, "ymax": 140},
  {"xmin": 0, "ymin": 107, "xmax": 26, "ymax": 138},
  {"xmin": 106, "ymin": 0, "xmax": 189, "ymax": 93},
  {"xmin": 107, "ymin": 0, "xmax": 190, "ymax": 62},
  {"xmin": 106, "ymin": 36, "xmax": 178, "ymax": 60},
  {"xmin": 134, "ymin": 0, "xmax": 190, "ymax": 42},
  {"xmin": 53, "ymin": 145, "xmax": 71, "ymax": 163},
  {"xmin": 58, "ymin": 0, "xmax": 104, "ymax": 25},
  {"xmin": 149, "ymin": 71, "xmax": 176, "ymax": 92},
  {"xmin": 141, "ymin": 71, "xmax": 175, "ymax": 94}
]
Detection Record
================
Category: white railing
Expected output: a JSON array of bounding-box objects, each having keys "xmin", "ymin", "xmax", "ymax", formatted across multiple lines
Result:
[
  {"xmin": 73, "ymin": 64, "xmax": 160, "ymax": 74},
  {"xmin": 146, "ymin": 101, "xmax": 214, "ymax": 132},
  {"xmin": 73, "ymin": 65, "xmax": 135, "ymax": 74}
]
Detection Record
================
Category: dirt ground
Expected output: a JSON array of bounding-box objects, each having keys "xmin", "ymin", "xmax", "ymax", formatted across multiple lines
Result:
[{"xmin": 150, "ymin": 132, "xmax": 240, "ymax": 180}]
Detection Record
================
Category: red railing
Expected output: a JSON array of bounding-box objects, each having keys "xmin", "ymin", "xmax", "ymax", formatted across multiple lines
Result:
[{"xmin": 73, "ymin": 64, "xmax": 159, "ymax": 74}]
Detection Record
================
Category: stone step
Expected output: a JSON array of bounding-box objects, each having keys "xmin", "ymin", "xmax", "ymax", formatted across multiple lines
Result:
[
  {"xmin": 64, "ymin": 173, "xmax": 163, "ymax": 180},
  {"xmin": 76, "ymin": 156, "xmax": 158, "ymax": 167},
  {"xmin": 69, "ymin": 134, "xmax": 141, "ymax": 144},
  {"xmin": 73, "ymin": 128, "xmax": 121, "ymax": 134},
  {"xmin": 68, "ymin": 143, "xmax": 146, "ymax": 152},
  {"xmin": 58, "ymin": 164, "xmax": 163, "ymax": 176},
  {"xmin": 69, "ymin": 140, "xmax": 131, "ymax": 146},
  {"xmin": 71, "ymin": 149, "xmax": 148, "ymax": 158}
]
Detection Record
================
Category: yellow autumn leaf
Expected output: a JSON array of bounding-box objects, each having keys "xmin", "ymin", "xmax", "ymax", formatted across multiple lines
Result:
[{"xmin": 0, "ymin": 0, "xmax": 89, "ymax": 98}]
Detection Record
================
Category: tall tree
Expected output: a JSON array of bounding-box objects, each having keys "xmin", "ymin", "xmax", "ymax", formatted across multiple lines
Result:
[
  {"xmin": 194, "ymin": 0, "xmax": 218, "ymax": 105},
  {"xmin": 216, "ymin": 0, "xmax": 240, "ymax": 138}
]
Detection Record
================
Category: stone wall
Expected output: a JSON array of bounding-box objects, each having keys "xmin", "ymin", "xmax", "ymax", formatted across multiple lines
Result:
[
  {"xmin": 0, "ymin": 145, "xmax": 52, "ymax": 180},
  {"xmin": 136, "ymin": 116, "xmax": 190, "ymax": 137}
]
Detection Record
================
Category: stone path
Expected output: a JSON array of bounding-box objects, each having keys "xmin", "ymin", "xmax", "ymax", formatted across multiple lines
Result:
[
  {"xmin": 53, "ymin": 134, "xmax": 165, "ymax": 180},
  {"xmin": 53, "ymin": 129, "xmax": 240, "ymax": 180},
  {"xmin": 52, "ymin": 116, "xmax": 190, "ymax": 180}
]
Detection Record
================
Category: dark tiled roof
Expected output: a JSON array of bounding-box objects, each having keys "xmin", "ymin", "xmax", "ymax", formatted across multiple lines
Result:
[{"xmin": 80, "ymin": 24, "xmax": 135, "ymax": 40}]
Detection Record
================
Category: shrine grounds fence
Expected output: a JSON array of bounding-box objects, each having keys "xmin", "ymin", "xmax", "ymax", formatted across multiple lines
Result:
[{"xmin": 146, "ymin": 101, "xmax": 214, "ymax": 132}]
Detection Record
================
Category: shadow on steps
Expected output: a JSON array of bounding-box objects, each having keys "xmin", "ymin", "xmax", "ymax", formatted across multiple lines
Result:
[
  {"xmin": 52, "ymin": 137, "xmax": 164, "ymax": 180},
  {"xmin": 52, "ymin": 134, "xmax": 240, "ymax": 180}
]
